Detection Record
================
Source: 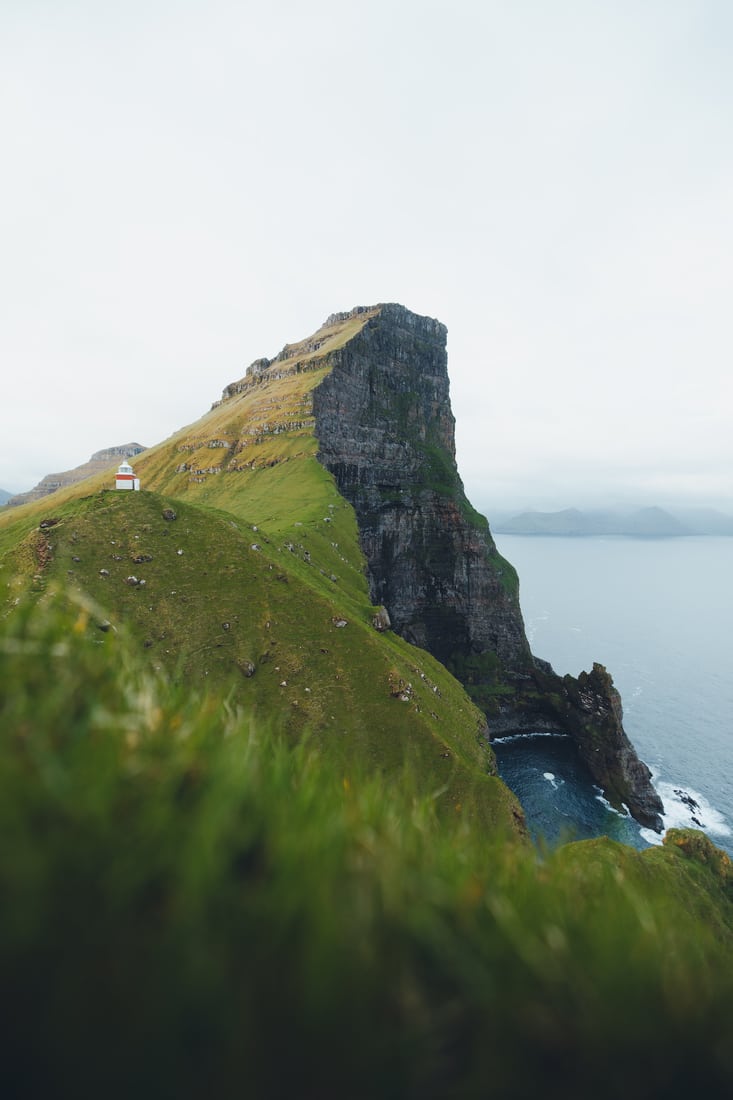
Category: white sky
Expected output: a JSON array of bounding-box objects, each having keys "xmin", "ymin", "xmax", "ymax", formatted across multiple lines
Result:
[{"xmin": 2, "ymin": 0, "xmax": 731, "ymax": 511}]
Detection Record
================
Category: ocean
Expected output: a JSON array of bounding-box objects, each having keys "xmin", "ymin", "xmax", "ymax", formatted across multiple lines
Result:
[{"xmin": 491, "ymin": 534, "xmax": 733, "ymax": 856}]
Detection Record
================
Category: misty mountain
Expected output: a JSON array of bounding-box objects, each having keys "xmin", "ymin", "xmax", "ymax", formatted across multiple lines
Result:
[
  {"xmin": 672, "ymin": 507, "xmax": 733, "ymax": 535},
  {"xmin": 490, "ymin": 505, "xmax": 730, "ymax": 537},
  {"xmin": 0, "ymin": 489, "xmax": 13, "ymax": 506}
]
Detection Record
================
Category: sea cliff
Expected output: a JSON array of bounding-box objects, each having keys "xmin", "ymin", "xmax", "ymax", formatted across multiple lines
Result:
[{"xmin": 306, "ymin": 304, "xmax": 662, "ymax": 828}]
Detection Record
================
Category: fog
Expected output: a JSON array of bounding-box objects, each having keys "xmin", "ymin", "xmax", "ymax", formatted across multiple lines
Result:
[{"xmin": 2, "ymin": 1, "xmax": 731, "ymax": 513}]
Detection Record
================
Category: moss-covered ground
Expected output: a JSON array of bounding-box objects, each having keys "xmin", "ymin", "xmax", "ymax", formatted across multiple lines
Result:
[
  {"xmin": 1, "ymin": 592, "xmax": 732, "ymax": 1098},
  {"xmin": 3, "ymin": 327, "xmax": 733, "ymax": 1093},
  {"xmin": 0, "ymin": 485, "xmax": 521, "ymax": 834}
]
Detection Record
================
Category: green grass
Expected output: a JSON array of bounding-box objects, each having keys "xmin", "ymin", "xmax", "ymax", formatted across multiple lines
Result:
[
  {"xmin": 3, "ymin": 315, "xmax": 733, "ymax": 1095},
  {"xmin": 1, "ymin": 488, "xmax": 520, "ymax": 834},
  {"xmin": 0, "ymin": 329, "xmax": 525, "ymax": 836},
  {"xmin": 1, "ymin": 593, "xmax": 732, "ymax": 1099}
]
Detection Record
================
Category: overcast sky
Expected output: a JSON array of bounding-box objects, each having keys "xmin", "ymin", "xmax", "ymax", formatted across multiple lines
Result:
[{"xmin": 2, "ymin": 0, "xmax": 731, "ymax": 512}]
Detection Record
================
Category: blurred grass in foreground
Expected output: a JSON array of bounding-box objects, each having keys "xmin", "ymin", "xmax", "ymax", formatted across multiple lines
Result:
[{"xmin": 1, "ymin": 591, "xmax": 732, "ymax": 1099}]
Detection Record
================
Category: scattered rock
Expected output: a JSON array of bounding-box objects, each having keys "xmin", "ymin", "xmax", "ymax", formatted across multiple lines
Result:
[
  {"xmin": 133, "ymin": 554, "xmax": 153, "ymax": 563},
  {"xmin": 162, "ymin": 509, "xmax": 177, "ymax": 521},
  {"xmin": 72, "ymin": 556, "xmax": 81, "ymax": 563},
  {"xmin": 125, "ymin": 576, "xmax": 140, "ymax": 586},
  {"xmin": 251, "ymin": 544, "xmax": 261, "ymax": 551},
  {"xmin": 176, "ymin": 549, "xmax": 184, "ymax": 556},
  {"xmin": 674, "ymin": 788, "xmax": 701, "ymax": 812},
  {"xmin": 222, "ymin": 622, "xmax": 230, "ymax": 631},
  {"xmin": 99, "ymin": 569, "xmax": 110, "ymax": 577},
  {"xmin": 332, "ymin": 617, "xmax": 348, "ymax": 628},
  {"xmin": 39, "ymin": 518, "xmax": 60, "ymax": 529},
  {"xmin": 371, "ymin": 606, "xmax": 391, "ymax": 632},
  {"xmin": 236, "ymin": 659, "xmax": 256, "ymax": 678},
  {"xmin": 97, "ymin": 620, "xmax": 113, "ymax": 632},
  {"xmin": 389, "ymin": 677, "xmax": 413, "ymax": 702}
]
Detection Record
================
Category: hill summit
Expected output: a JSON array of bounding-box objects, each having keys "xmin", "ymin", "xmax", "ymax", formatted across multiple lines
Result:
[
  {"xmin": 0, "ymin": 304, "xmax": 662, "ymax": 828},
  {"xmin": 7, "ymin": 443, "xmax": 146, "ymax": 508}
]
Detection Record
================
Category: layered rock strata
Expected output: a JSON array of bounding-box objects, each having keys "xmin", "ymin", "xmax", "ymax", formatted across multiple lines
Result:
[
  {"xmin": 313, "ymin": 305, "xmax": 529, "ymax": 668},
  {"xmin": 309, "ymin": 304, "xmax": 663, "ymax": 830}
]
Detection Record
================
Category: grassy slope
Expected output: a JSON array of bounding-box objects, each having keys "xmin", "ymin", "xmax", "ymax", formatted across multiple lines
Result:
[
  {"xmin": 0, "ymin": 492, "xmax": 518, "ymax": 835},
  {"xmin": 0, "ymin": 311, "xmax": 538, "ymax": 833},
  {"xmin": 1, "ymin": 592, "xmax": 732, "ymax": 1098},
  {"xmin": 2, "ymin": 312, "xmax": 733, "ymax": 1092}
]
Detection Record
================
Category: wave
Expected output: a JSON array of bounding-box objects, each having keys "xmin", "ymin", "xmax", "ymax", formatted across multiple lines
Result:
[
  {"xmin": 593, "ymin": 789, "xmax": 630, "ymax": 819},
  {"xmin": 656, "ymin": 782, "xmax": 732, "ymax": 838},
  {"xmin": 492, "ymin": 732, "xmax": 571, "ymax": 745},
  {"xmin": 638, "ymin": 780, "xmax": 732, "ymax": 849}
]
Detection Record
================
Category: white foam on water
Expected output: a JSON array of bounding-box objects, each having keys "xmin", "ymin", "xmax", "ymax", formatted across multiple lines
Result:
[
  {"xmin": 593, "ymin": 790, "xmax": 630, "ymax": 819},
  {"xmin": 492, "ymin": 732, "xmax": 571, "ymax": 745},
  {"xmin": 543, "ymin": 771, "xmax": 561, "ymax": 789},
  {"xmin": 656, "ymin": 782, "xmax": 732, "ymax": 838}
]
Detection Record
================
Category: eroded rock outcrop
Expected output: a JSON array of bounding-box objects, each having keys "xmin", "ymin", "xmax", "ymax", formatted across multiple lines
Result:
[{"xmin": 309, "ymin": 303, "xmax": 663, "ymax": 830}]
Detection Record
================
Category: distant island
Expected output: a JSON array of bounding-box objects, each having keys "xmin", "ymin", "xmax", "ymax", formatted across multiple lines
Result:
[
  {"xmin": 491, "ymin": 505, "xmax": 733, "ymax": 537},
  {"xmin": 0, "ymin": 489, "xmax": 11, "ymax": 506}
]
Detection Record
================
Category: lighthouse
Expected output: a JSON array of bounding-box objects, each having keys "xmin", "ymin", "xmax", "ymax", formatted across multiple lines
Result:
[{"xmin": 115, "ymin": 460, "xmax": 141, "ymax": 491}]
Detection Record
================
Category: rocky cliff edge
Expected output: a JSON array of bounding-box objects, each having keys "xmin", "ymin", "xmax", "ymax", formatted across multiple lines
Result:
[
  {"xmin": 304, "ymin": 304, "xmax": 662, "ymax": 830},
  {"xmin": 211, "ymin": 302, "xmax": 662, "ymax": 829}
]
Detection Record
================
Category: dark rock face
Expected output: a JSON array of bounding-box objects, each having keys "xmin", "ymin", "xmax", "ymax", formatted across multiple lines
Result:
[
  {"xmin": 528, "ymin": 662, "xmax": 664, "ymax": 829},
  {"xmin": 313, "ymin": 304, "xmax": 530, "ymax": 669},
  {"xmin": 311, "ymin": 303, "xmax": 663, "ymax": 831},
  {"xmin": 564, "ymin": 665, "xmax": 664, "ymax": 830}
]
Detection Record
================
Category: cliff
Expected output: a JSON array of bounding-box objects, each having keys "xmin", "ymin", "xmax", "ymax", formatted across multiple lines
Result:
[
  {"xmin": 197, "ymin": 300, "xmax": 662, "ymax": 828},
  {"xmin": 312, "ymin": 305, "xmax": 529, "ymax": 668},
  {"xmin": 0, "ymin": 304, "xmax": 663, "ymax": 830},
  {"xmin": 302, "ymin": 304, "xmax": 662, "ymax": 828}
]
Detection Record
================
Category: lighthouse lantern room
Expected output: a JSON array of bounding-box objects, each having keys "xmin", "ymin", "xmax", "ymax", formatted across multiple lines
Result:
[{"xmin": 115, "ymin": 460, "xmax": 141, "ymax": 491}]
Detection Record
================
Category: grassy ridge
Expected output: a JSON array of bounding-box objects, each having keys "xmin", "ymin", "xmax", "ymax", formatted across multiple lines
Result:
[
  {"xmin": 0, "ymin": 325, "xmax": 529, "ymax": 834},
  {"xmin": 1, "ymin": 593, "xmax": 732, "ymax": 1098},
  {"xmin": 3, "ymin": 317, "xmax": 733, "ymax": 1094},
  {"xmin": 1, "ymin": 489, "xmax": 521, "ymax": 833}
]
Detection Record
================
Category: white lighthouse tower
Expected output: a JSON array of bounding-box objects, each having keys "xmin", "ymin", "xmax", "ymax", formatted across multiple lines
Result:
[{"xmin": 115, "ymin": 460, "xmax": 140, "ymax": 491}]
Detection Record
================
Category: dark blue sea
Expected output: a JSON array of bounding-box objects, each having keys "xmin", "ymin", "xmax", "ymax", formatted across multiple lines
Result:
[{"xmin": 492, "ymin": 534, "xmax": 733, "ymax": 856}]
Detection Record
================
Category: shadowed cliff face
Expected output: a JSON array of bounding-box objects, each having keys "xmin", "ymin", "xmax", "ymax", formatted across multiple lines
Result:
[
  {"xmin": 312, "ymin": 303, "xmax": 663, "ymax": 831},
  {"xmin": 313, "ymin": 304, "xmax": 531, "ymax": 669}
]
